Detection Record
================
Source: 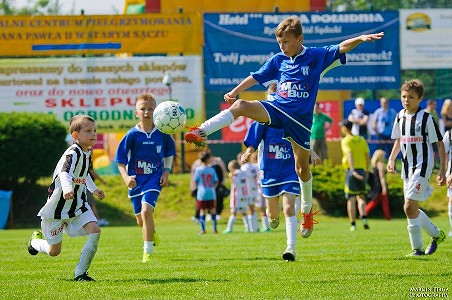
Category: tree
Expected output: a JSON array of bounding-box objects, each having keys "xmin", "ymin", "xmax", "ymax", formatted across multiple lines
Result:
[{"xmin": 0, "ymin": 0, "xmax": 62, "ymax": 15}]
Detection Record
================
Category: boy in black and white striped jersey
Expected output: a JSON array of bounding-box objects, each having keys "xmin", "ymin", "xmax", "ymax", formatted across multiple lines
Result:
[
  {"xmin": 387, "ymin": 79, "xmax": 446, "ymax": 257},
  {"xmin": 27, "ymin": 115, "xmax": 105, "ymax": 281}
]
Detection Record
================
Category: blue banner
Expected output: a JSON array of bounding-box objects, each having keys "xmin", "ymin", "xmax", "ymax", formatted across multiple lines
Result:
[{"xmin": 204, "ymin": 12, "xmax": 400, "ymax": 91}]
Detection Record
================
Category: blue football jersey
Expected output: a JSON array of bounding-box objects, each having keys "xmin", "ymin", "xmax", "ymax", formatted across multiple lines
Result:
[
  {"xmin": 194, "ymin": 165, "xmax": 218, "ymax": 201},
  {"xmin": 251, "ymin": 45, "xmax": 344, "ymax": 129},
  {"xmin": 244, "ymin": 122, "xmax": 299, "ymax": 186},
  {"xmin": 114, "ymin": 125, "xmax": 176, "ymax": 198}
]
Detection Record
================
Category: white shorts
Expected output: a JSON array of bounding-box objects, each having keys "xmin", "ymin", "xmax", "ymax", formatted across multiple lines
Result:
[
  {"xmin": 255, "ymin": 194, "xmax": 266, "ymax": 208},
  {"xmin": 403, "ymin": 176, "xmax": 432, "ymax": 201},
  {"xmin": 231, "ymin": 206, "xmax": 247, "ymax": 214},
  {"xmin": 248, "ymin": 196, "xmax": 256, "ymax": 206},
  {"xmin": 41, "ymin": 208, "xmax": 97, "ymax": 245}
]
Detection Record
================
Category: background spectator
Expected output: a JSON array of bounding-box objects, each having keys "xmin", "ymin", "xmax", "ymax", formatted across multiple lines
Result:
[
  {"xmin": 310, "ymin": 102, "xmax": 332, "ymax": 162},
  {"xmin": 426, "ymin": 99, "xmax": 439, "ymax": 125},
  {"xmin": 348, "ymin": 97, "xmax": 369, "ymax": 139},
  {"xmin": 366, "ymin": 150, "xmax": 391, "ymax": 220},
  {"xmin": 372, "ymin": 97, "xmax": 397, "ymax": 154}
]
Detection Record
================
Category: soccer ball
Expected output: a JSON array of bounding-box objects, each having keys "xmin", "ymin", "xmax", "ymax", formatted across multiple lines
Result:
[{"xmin": 153, "ymin": 101, "xmax": 187, "ymax": 134}]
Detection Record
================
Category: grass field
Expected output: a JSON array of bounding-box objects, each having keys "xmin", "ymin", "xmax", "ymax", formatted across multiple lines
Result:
[{"xmin": 1, "ymin": 217, "xmax": 450, "ymax": 299}]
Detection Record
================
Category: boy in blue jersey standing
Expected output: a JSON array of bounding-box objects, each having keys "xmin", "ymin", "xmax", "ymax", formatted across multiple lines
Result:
[
  {"xmin": 192, "ymin": 151, "xmax": 219, "ymax": 234},
  {"xmin": 115, "ymin": 94, "xmax": 175, "ymax": 262},
  {"xmin": 185, "ymin": 16, "xmax": 384, "ymax": 238}
]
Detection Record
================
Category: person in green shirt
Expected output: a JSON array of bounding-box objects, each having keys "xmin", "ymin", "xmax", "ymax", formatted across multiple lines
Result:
[
  {"xmin": 310, "ymin": 102, "xmax": 332, "ymax": 162},
  {"xmin": 341, "ymin": 119, "xmax": 370, "ymax": 232}
]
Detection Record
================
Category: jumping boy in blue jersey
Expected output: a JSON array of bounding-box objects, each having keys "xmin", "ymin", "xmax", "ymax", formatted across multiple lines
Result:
[
  {"xmin": 185, "ymin": 16, "xmax": 384, "ymax": 237},
  {"xmin": 115, "ymin": 94, "xmax": 175, "ymax": 262}
]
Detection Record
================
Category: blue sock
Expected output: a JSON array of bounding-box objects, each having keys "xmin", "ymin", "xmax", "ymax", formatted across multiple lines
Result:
[
  {"xmin": 212, "ymin": 214, "xmax": 217, "ymax": 231},
  {"xmin": 200, "ymin": 215, "xmax": 206, "ymax": 231}
]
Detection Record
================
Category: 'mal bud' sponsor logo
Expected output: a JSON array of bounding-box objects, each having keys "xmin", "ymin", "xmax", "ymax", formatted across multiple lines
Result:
[
  {"xmin": 278, "ymin": 81, "xmax": 310, "ymax": 99},
  {"xmin": 218, "ymin": 14, "xmax": 249, "ymax": 25}
]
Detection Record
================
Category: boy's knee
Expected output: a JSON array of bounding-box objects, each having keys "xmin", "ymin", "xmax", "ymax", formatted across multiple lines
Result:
[{"xmin": 48, "ymin": 248, "xmax": 61, "ymax": 257}]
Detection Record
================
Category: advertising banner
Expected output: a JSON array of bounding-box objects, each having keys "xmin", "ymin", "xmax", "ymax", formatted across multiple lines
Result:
[
  {"xmin": 220, "ymin": 103, "xmax": 253, "ymax": 141},
  {"xmin": 0, "ymin": 56, "xmax": 203, "ymax": 131},
  {"xmin": 400, "ymin": 9, "xmax": 452, "ymax": 69},
  {"xmin": 319, "ymin": 101, "xmax": 340, "ymax": 140},
  {"xmin": 204, "ymin": 12, "xmax": 400, "ymax": 91},
  {"xmin": 0, "ymin": 13, "xmax": 202, "ymax": 56}
]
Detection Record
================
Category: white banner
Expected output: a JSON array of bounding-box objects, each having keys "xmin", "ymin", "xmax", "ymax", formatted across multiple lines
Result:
[
  {"xmin": 0, "ymin": 56, "xmax": 203, "ymax": 131},
  {"xmin": 400, "ymin": 9, "xmax": 452, "ymax": 69}
]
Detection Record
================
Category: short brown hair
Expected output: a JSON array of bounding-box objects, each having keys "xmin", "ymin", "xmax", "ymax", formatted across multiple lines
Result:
[
  {"xmin": 136, "ymin": 93, "xmax": 156, "ymax": 106},
  {"xmin": 199, "ymin": 151, "xmax": 211, "ymax": 163},
  {"xmin": 228, "ymin": 160, "xmax": 240, "ymax": 171},
  {"xmin": 275, "ymin": 16, "xmax": 302, "ymax": 38},
  {"xmin": 69, "ymin": 115, "xmax": 95, "ymax": 133},
  {"xmin": 401, "ymin": 79, "xmax": 424, "ymax": 98}
]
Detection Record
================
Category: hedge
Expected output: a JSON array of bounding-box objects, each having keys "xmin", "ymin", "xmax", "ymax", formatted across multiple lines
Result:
[{"xmin": 0, "ymin": 112, "xmax": 67, "ymax": 185}]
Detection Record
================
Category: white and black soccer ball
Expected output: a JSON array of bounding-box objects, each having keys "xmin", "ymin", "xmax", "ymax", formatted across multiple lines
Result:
[{"xmin": 153, "ymin": 101, "xmax": 187, "ymax": 134}]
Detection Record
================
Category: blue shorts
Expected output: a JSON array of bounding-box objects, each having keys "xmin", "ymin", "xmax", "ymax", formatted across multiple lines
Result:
[
  {"xmin": 259, "ymin": 101, "xmax": 311, "ymax": 150},
  {"xmin": 262, "ymin": 181, "xmax": 300, "ymax": 198},
  {"xmin": 131, "ymin": 191, "xmax": 159, "ymax": 214}
]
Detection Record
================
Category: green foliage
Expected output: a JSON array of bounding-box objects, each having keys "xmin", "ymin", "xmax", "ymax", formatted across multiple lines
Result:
[
  {"xmin": 1, "ymin": 218, "xmax": 450, "ymax": 298},
  {"xmin": 312, "ymin": 161, "xmax": 405, "ymax": 217},
  {"xmin": 0, "ymin": 0, "xmax": 62, "ymax": 15},
  {"xmin": 0, "ymin": 112, "xmax": 67, "ymax": 185}
]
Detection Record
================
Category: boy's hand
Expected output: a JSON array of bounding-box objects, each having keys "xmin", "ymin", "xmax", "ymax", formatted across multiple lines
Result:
[
  {"xmin": 352, "ymin": 171, "xmax": 364, "ymax": 181},
  {"xmin": 126, "ymin": 175, "xmax": 137, "ymax": 189},
  {"xmin": 240, "ymin": 151, "xmax": 251, "ymax": 164},
  {"xmin": 386, "ymin": 160, "xmax": 396, "ymax": 174},
  {"xmin": 310, "ymin": 150, "xmax": 320, "ymax": 167},
  {"xmin": 160, "ymin": 171, "xmax": 169, "ymax": 187},
  {"xmin": 224, "ymin": 92, "xmax": 236, "ymax": 104},
  {"xmin": 447, "ymin": 174, "xmax": 452, "ymax": 188},
  {"xmin": 360, "ymin": 32, "xmax": 384, "ymax": 42},
  {"xmin": 436, "ymin": 170, "xmax": 446, "ymax": 186},
  {"xmin": 93, "ymin": 189, "xmax": 105, "ymax": 200},
  {"xmin": 63, "ymin": 190, "xmax": 74, "ymax": 200}
]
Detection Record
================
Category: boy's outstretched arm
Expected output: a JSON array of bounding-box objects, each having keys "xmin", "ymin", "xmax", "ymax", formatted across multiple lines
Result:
[
  {"xmin": 224, "ymin": 76, "xmax": 258, "ymax": 104},
  {"xmin": 339, "ymin": 32, "xmax": 384, "ymax": 54}
]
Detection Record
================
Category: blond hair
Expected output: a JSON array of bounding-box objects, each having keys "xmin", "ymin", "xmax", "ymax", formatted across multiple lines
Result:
[
  {"xmin": 275, "ymin": 16, "xmax": 302, "ymax": 38},
  {"xmin": 371, "ymin": 149, "xmax": 386, "ymax": 168},
  {"xmin": 401, "ymin": 79, "xmax": 424, "ymax": 98},
  {"xmin": 228, "ymin": 160, "xmax": 240, "ymax": 171},
  {"xmin": 69, "ymin": 115, "xmax": 95, "ymax": 133},
  {"xmin": 441, "ymin": 99, "xmax": 452, "ymax": 116},
  {"xmin": 136, "ymin": 93, "xmax": 156, "ymax": 107}
]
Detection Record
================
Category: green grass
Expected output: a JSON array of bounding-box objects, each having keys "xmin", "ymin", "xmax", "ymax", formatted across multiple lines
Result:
[{"xmin": 1, "ymin": 218, "xmax": 451, "ymax": 299}]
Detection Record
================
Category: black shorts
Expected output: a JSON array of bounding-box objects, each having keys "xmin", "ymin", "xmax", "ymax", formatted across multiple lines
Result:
[{"xmin": 345, "ymin": 169, "xmax": 366, "ymax": 199}]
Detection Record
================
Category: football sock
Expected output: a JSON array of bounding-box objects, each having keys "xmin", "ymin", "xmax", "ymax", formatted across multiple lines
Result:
[
  {"xmin": 200, "ymin": 215, "xmax": 206, "ymax": 231},
  {"xmin": 211, "ymin": 214, "xmax": 217, "ymax": 231},
  {"xmin": 362, "ymin": 216, "xmax": 368, "ymax": 225},
  {"xmin": 31, "ymin": 239, "xmax": 50, "ymax": 255},
  {"xmin": 243, "ymin": 216, "xmax": 251, "ymax": 232},
  {"xmin": 300, "ymin": 173, "xmax": 313, "ymax": 214},
  {"xmin": 448, "ymin": 201, "xmax": 452, "ymax": 230},
  {"xmin": 143, "ymin": 241, "xmax": 154, "ymax": 254},
  {"xmin": 351, "ymin": 221, "xmax": 356, "ymax": 226},
  {"xmin": 75, "ymin": 232, "xmax": 100, "ymax": 278},
  {"xmin": 262, "ymin": 215, "xmax": 269, "ymax": 230},
  {"xmin": 285, "ymin": 216, "xmax": 297, "ymax": 248},
  {"xmin": 200, "ymin": 109, "xmax": 235, "ymax": 136},
  {"xmin": 252, "ymin": 212, "xmax": 259, "ymax": 232},
  {"xmin": 407, "ymin": 217, "xmax": 423, "ymax": 250},
  {"xmin": 226, "ymin": 216, "xmax": 236, "ymax": 231},
  {"xmin": 418, "ymin": 209, "xmax": 440, "ymax": 237}
]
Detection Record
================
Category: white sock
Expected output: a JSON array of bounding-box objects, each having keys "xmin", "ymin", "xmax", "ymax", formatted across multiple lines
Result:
[
  {"xmin": 143, "ymin": 241, "xmax": 154, "ymax": 254},
  {"xmin": 418, "ymin": 209, "xmax": 440, "ymax": 237},
  {"xmin": 200, "ymin": 109, "xmax": 235, "ymax": 136},
  {"xmin": 285, "ymin": 216, "xmax": 297, "ymax": 248},
  {"xmin": 252, "ymin": 212, "xmax": 259, "ymax": 232},
  {"xmin": 31, "ymin": 239, "xmax": 50, "ymax": 255},
  {"xmin": 75, "ymin": 232, "xmax": 100, "ymax": 278},
  {"xmin": 407, "ymin": 217, "xmax": 423, "ymax": 250},
  {"xmin": 226, "ymin": 216, "xmax": 236, "ymax": 231},
  {"xmin": 300, "ymin": 173, "xmax": 312, "ymax": 214},
  {"xmin": 247, "ymin": 215, "xmax": 254, "ymax": 232},
  {"xmin": 243, "ymin": 216, "xmax": 251, "ymax": 232},
  {"xmin": 448, "ymin": 201, "xmax": 452, "ymax": 230},
  {"xmin": 262, "ymin": 215, "xmax": 269, "ymax": 230}
]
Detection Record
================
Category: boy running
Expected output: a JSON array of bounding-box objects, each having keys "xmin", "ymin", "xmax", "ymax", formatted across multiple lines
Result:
[
  {"xmin": 27, "ymin": 115, "xmax": 104, "ymax": 281},
  {"xmin": 185, "ymin": 16, "xmax": 383, "ymax": 237}
]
